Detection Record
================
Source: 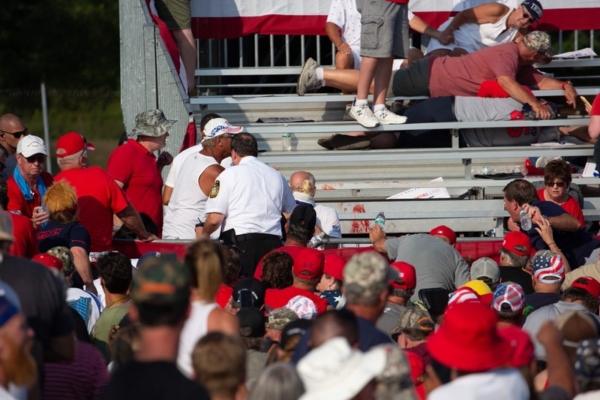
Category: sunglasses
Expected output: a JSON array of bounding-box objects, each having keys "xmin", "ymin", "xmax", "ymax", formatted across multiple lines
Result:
[
  {"xmin": 0, "ymin": 128, "xmax": 28, "ymax": 139},
  {"xmin": 25, "ymin": 154, "xmax": 46, "ymax": 164},
  {"xmin": 545, "ymin": 181, "xmax": 566, "ymax": 188},
  {"xmin": 521, "ymin": 7, "xmax": 535, "ymax": 23}
]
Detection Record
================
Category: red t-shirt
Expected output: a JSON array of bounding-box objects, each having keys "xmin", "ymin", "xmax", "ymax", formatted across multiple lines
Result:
[
  {"xmin": 7, "ymin": 172, "xmax": 54, "ymax": 219},
  {"xmin": 387, "ymin": 0, "xmax": 409, "ymax": 4},
  {"xmin": 215, "ymin": 284, "xmax": 233, "ymax": 309},
  {"xmin": 264, "ymin": 286, "xmax": 329, "ymax": 315},
  {"xmin": 9, "ymin": 213, "xmax": 38, "ymax": 258},
  {"xmin": 107, "ymin": 140, "xmax": 163, "ymax": 234},
  {"xmin": 254, "ymin": 245, "xmax": 307, "ymax": 280},
  {"xmin": 429, "ymin": 43, "xmax": 544, "ymax": 98},
  {"xmin": 55, "ymin": 167, "xmax": 129, "ymax": 252},
  {"xmin": 537, "ymin": 188, "xmax": 585, "ymax": 227},
  {"xmin": 592, "ymin": 94, "xmax": 600, "ymax": 116}
]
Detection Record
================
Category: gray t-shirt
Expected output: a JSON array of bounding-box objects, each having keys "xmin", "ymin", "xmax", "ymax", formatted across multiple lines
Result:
[
  {"xmin": 376, "ymin": 302, "xmax": 405, "ymax": 337},
  {"xmin": 385, "ymin": 234, "xmax": 470, "ymax": 301}
]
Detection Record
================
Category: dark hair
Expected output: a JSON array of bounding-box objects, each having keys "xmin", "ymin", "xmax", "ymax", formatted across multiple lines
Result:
[
  {"xmin": 262, "ymin": 252, "xmax": 294, "ymax": 289},
  {"xmin": 221, "ymin": 245, "xmax": 242, "ymax": 287},
  {"xmin": 241, "ymin": 336, "xmax": 264, "ymax": 351},
  {"xmin": 137, "ymin": 295, "xmax": 190, "ymax": 327},
  {"xmin": 310, "ymin": 309, "xmax": 359, "ymax": 349},
  {"xmin": 287, "ymin": 223, "xmax": 312, "ymax": 245},
  {"xmin": 503, "ymin": 179, "xmax": 539, "ymax": 206},
  {"xmin": 544, "ymin": 159, "xmax": 572, "ymax": 186},
  {"xmin": 497, "ymin": 309, "xmax": 523, "ymax": 325},
  {"xmin": 200, "ymin": 113, "xmax": 221, "ymax": 134},
  {"xmin": 477, "ymin": 276, "xmax": 498, "ymax": 292},
  {"xmin": 97, "ymin": 252, "xmax": 133, "ymax": 294},
  {"xmin": 69, "ymin": 307, "xmax": 91, "ymax": 343},
  {"xmin": 391, "ymin": 288, "xmax": 414, "ymax": 300},
  {"xmin": 563, "ymin": 287, "xmax": 599, "ymax": 313},
  {"xmin": 0, "ymin": 176, "xmax": 7, "ymax": 209},
  {"xmin": 231, "ymin": 133, "xmax": 258, "ymax": 157},
  {"xmin": 323, "ymin": 273, "xmax": 343, "ymax": 291}
]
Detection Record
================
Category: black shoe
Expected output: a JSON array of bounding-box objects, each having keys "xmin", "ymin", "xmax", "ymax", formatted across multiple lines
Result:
[
  {"xmin": 331, "ymin": 135, "xmax": 371, "ymax": 150},
  {"xmin": 317, "ymin": 135, "xmax": 335, "ymax": 150}
]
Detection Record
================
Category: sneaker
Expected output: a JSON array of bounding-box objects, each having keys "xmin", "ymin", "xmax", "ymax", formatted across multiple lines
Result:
[
  {"xmin": 331, "ymin": 135, "xmax": 371, "ymax": 150},
  {"xmin": 349, "ymin": 103, "xmax": 380, "ymax": 128},
  {"xmin": 297, "ymin": 58, "xmax": 322, "ymax": 96},
  {"xmin": 342, "ymin": 104, "xmax": 353, "ymax": 121},
  {"xmin": 374, "ymin": 107, "xmax": 407, "ymax": 125}
]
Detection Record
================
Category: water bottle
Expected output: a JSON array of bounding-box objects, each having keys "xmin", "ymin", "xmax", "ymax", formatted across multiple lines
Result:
[
  {"xmin": 282, "ymin": 133, "xmax": 291, "ymax": 151},
  {"xmin": 374, "ymin": 212, "xmax": 386, "ymax": 231},
  {"xmin": 309, "ymin": 232, "xmax": 326, "ymax": 248},
  {"xmin": 520, "ymin": 210, "xmax": 532, "ymax": 231}
]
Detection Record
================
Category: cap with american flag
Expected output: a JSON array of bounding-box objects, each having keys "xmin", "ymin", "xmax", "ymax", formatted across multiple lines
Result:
[
  {"xmin": 532, "ymin": 250, "xmax": 565, "ymax": 284},
  {"xmin": 447, "ymin": 286, "xmax": 482, "ymax": 307},
  {"xmin": 492, "ymin": 282, "xmax": 526, "ymax": 312}
]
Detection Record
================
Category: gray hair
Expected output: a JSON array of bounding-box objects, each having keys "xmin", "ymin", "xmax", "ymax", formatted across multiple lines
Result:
[
  {"xmin": 247, "ymin": 362, "xmax": 305, "ymax": 400},
  {"xmin": 499, "ymin": 247, "xmax": 530, "ymax": 268},
  {"xmin": 202, "ymin": 137, "xmax": 216, "ymax": 150},
  {"xmin": 344, "ymin": 282, "xmax": 385, "ymax": 307},
  {"xmin": 56, "ymin": 149, "xmax": 85, "ymax": 166}
]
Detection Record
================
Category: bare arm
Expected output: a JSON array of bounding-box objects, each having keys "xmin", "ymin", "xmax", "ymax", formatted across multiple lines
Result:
[
  {"xmin": 325, "ymin": 22, "xmax": 350, "ymax": 54},
  {"xmin": 115, "ymin": 204, "xmax": 157, "ymax": 241},
  {"xmin": 534, "ymin": 76, "xmax": 578, "ymax": 109},
  {"xmin": 162, "ymin": 185, "xmax": 173, "ymax": 206},
  {"xmin": 408, "ymin": 15, "xmax": 441, "ymax": 39},
  {"xmin": 537, "ymin": 321, "xmax": 577, "ymax": 398},
  {"xmin": 497, "ymin": 75, "xmax": 551, "ymax": 119},
  {"xmin": 199, "ymin": 165, "xmax": 225, "ymax": 197},
  {"xmin": 442, "ymin": 3, "xmax": 507, "ymax": 35},
  {"xmin": 207, "ymin": 308, "xmax": 239, "ymax": 335},
  {"xmin": 70, "ymin": 246, "xmax": 97, "ymax": 295},
  {"xmin": 535, "ymin": 218, "xmax": 571, "ymax": 273},
  {"xmin": 45, "ymin": 333, "xmax": 76, "ymax": 362},
  {"xmin": 525, "ymin": 203, "xmax": 581, "ymax": 231},
  {"xmin": 203, "ymin": 213, "xmax": 225, "ymax": 237},
  {"xmin": 369, "ymin": 225, "xmax": 387, "ymax": 254}
]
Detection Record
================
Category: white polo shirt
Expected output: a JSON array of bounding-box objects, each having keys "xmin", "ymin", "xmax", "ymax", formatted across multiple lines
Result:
[
  {"xmin": 164, "ymin": 144, "xmax": 203, "ymax": 188},
  {"xmin": 205, "ymin": 156, "xmax": 296, "ymax": 236}
]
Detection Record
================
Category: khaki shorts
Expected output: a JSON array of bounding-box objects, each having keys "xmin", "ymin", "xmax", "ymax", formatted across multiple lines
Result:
[
  {"xmin": 355, "ymin": 0, "xmax": 409, "ymax": 58},
  {"xmin": 154, "ymin": 0, "xmax": 191, "ymax": 31}
]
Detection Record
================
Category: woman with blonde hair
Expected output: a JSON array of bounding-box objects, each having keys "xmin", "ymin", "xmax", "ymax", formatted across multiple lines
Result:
[
  {"xmin": 177, "ymin": 238, "xmax": 239, "ymax": 377},
  {"xmin": 37, "ymin": 180, "xmax": 96, "ymax": 295}
]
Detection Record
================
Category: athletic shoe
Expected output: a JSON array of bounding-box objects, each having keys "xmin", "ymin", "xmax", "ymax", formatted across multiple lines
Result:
[
  {"xmin": 297, "ymin": 58, "xmax": 322, "ymax": 96},
  {"xmin": 349, "ymin": 103, "xmax": 380, "ymax": 128},
  {"xmin": 374, "ymin": 107, "xmax": 407, "ymax": 124},
  {"xmin": 342, "ymin": 104, "xmax": 353, "ymax": 121},
  {"xmin": 317, "ymin": 135, "xmax": 335, "ymax": 150},
  {"xmin": 331, "ymin": 134, "xmax": 371, "ymax": 150}
]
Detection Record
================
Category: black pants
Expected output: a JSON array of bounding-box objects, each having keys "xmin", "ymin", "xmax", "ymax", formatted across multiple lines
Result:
[
  {"xmin": 237, "ymin": 237, "xmax": 283, "ymax": 277},
  {"xmin": 396, "ymin": 97, "xmax": 456, "ymax": 148}
]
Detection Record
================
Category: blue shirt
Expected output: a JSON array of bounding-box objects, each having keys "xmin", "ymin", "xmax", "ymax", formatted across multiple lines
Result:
[{"xmin": 37, "ymin": 220, "xmax": 91, "ymax": 253}]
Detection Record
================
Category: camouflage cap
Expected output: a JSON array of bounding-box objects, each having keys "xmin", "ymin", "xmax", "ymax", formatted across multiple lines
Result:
[
  {"xmin": 130, "ymin": 109, "xmax": 176, "ymax": 138},
  {"xmin": 523, "ymin": 31, "xmax": 552, "ymax": 56},
  {"xmin": 47, "ymin": 246, "xmax": 75, "ymax": 276},
  {"xmin": 343, "ymin": 252, "xmax": 397, "ymax": 300},
  {"xmin": 266, "ymin": 307, "xmax": 299, "ymax": 330},
  {"xmin": 131, "ymin": 255, "xmax": 190, "ymax": 316},
  {"xmin": 374, "ymin": 344, "xmax": 418, "ymax": 400},
  {"xmin": 389, "ymin": 307, "xmax": 435, "ymax": 340}
]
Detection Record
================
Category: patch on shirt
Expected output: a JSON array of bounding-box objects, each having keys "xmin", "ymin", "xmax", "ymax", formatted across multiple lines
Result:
[{"xmin": 209, "ymin": 180, "xmax": 220, "ymax": 198}]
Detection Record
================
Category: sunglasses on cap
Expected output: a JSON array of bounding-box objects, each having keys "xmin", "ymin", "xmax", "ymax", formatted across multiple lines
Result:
[
  {"xmin": 25, "ymin": 154, "xmax": 46, "ymax": 164},
  {"xmin": 0, "ymin": 128, "xmax": 28, "ymax": 139},
  {"xmin": 545, "ymin": 181, "xmax": 566, "ymax": 188}
]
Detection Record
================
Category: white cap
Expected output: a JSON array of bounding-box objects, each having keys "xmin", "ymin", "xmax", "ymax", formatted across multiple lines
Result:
[
  {"xmin": 202, "ymin": 118, "xmax": 243, "ymax": 142},
  {"xmin": 17, "ymin": 135, "xmax": 47, "ymax": 158}
]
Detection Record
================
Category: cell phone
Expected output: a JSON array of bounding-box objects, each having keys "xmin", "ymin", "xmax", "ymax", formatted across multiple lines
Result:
[
  {"xmin": 238, "ymin": 289, "xmax": 254, "ymax": 308},
  {"xmin": 580, "ymin": 96, "xmax": 592, "ymax": 108}
]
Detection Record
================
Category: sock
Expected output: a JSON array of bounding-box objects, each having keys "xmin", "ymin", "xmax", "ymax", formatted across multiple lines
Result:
[
  {"xmin": 373, "ymin": 104, "xmax": 386, "ymax": 112},
  {"xmin": 354, "ymin": 99, "xmax": 368, "ymax": 106},
  {"xmin": 316, "ymin": 67, "xmax": 324, "ymax": 80}
]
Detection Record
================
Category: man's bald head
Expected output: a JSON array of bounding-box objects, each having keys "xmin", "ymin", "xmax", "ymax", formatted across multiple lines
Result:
[
  {"xmin": 290, "ymin": 171, "xmax": 315, "ymax": 188},
  {"xmin": 0, "ymin": 114, "xmax": 26, "ymax": 153},
  {"xmin": 309, "ymin": 309, "xmax": 359, "ymax": 350}
]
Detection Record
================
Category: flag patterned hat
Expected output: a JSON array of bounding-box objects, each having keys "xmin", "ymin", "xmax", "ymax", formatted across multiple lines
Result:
[
  {"xmin": 532, "ymin": 250, "xmax": 565, "ymax": 283},
  {"xmin": 493, "ymin": 282, "xmax": 526, "ymax": 312}
]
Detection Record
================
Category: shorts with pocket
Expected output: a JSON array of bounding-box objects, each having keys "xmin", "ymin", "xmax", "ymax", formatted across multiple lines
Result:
[
  {"xmin": 356, "ymin": 0, "xmax": 409, "ymax": 58},
  {"xmin": 154, "ymin": 0, "xmax": 192, "ymax": 31}
]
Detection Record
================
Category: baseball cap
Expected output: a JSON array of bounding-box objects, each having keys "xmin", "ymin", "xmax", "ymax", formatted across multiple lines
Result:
[
  {"xmin": 493, "ymin": 282, "xmax": 526, "ymax": 312},
  {"xmin": 461, "ymin": 280, "xmax": 493, "ymax": 305},
  {"xmin": 131, "ymin": 255, "xmax": 191, "ymax": 317},
  {"xmin": 427, "ymin": 302, "xmax": 512, "ymax": 372},
  {"xmin": 471, "ymin": 257, "xmax": 500, "ymax": 284},
  {"xmin": 266, "ymin": 307, "xmax": 299, "ymax": 330},
  {"xmin": 56, "ymin": 132, "xmax": 95, "ymax": 158},
  {"xmin": 17, "ymin": 135, "xmax": 47, "ymax": 158},
  {"xmin": 429, "ymin": 225, "xmax": 456, "ymax": 245},
  {"xmin": 571, "ymin": 276, "xmax": 600, "ymax": 299},
  {"xmin": 389, "ymin": 307, "xmax": 435, "ymax": 340},
  {"xmin": 390, "ymin": 261, "xmax": 416, "ymax": 290},
  {"xmin": 374, "ymin": 344, "xmax": 418, "ymax": 400},
  {"xmin": 202, "ymin": 118, "xmax": 243, "ymax": 142},
  {"xmin": 0, "ymin": 281, "xmax": 21, "ymax": 329},
  {"xmin": 532, "ymin": 250, "xmax": 565, "ymax": 283},
  {"xmin": 288, "ymin": 205, "xmax": 317, "ymax": 232},
  {"xmin": 323, "ymin": 254, "xmax": 345, "ymax": 281},
  {"xmin": 555, "ymin": 311, "xmax": 600, "ymax": 360},
  {"xmin": 498, "ymin": 325, "xmax": 534, "ymax": 368},
  {"xmin": 47, "ymin": 246, "xmax": 75, "ymax": 276},
  {"xmin": 344, "ymin": 252, "xmax": 397, "ymax": 300},
  {"xmin": 232, "ymin": 277, "xmax": 265, "ymax": 308},
  {"xmin": 521, "ymin": 0, "xmax": 543, "ymax": 22},
  {"xmin": 237, "ymin": 307, "xmax": 266, "ymax": 338},
  {"xmin": 131, "ymin": 109, "xmax": 176, "ymax": 138},
  {"xmin": 280, "ymin": 318, "xmax": 312, "ymax": 349},
  {"xmin": 575, "ymin": 338, "xmax": 600, "ymax": 382},
  {"xmin": 523, "ymin": 31, "xmax": 552, "ymax": 56},
  {"xmin": 32, "ymin": 253, "xmax": 63, "ymax": 271},
  {"xmin": 286, "ymin": 295, "xmax": 317, "ymax": 320},
  {"xmin": 501, "ymin": 231, "xmax": 531, "ymax": 257},
  {"xmin": 0, "ymin": 211, "xmax": 14, "ymax": 243},
  {"xmin": 292, "ymin": 247, "xmax": 324, "ymax": 280},
  {"xmin": 447, "ymin": 286, "xmax": 482, "ymax": 307}
]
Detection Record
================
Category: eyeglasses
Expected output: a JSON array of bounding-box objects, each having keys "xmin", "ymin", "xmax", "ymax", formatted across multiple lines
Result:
[
  {"xmin": 0, "ymin": 128, "xmax": 28, "ymax": 139},
  {"xmin": 25, "ymin": 154, "xmax": 46, "ymax": 164},
  {"xmin": 521, "ymin": 7, "xmax": 535, "ymax": 23},
  {"xmin": 545, "ymin": 181, "xmax": 566, "ymax": 188}
]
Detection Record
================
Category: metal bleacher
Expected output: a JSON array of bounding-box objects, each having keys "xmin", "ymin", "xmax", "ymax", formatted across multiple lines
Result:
[{"xmin": 189, "ymin": 31, "xmax": 600, "ymax": 237}]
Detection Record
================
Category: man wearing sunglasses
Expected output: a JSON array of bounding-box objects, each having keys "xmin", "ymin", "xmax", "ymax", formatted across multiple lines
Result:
[
  {"xmin": 6, "ymin": 136, "xmax": 52, "ymax": 229},
  {"xmin": 0, "ymin": 113, "xmax": 29, "ymax": 181}
]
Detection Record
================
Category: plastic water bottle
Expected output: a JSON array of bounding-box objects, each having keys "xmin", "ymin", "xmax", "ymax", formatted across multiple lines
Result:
[
  {"xmin": 520, "ymin": 210, "xmax": 532, "ymax": 231},
  {"xmin": 374, "ymin": 212, "xmax": 386, "ymax": 231},
  {"xmin": 309, "ymin": 232, "xmax": 326, "ymax": 248},
  {"xmin": 282, "ymin": 133, "xmax": 291, "ymax": 151}
]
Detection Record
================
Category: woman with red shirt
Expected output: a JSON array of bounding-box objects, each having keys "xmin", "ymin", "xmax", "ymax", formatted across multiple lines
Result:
[{"xmin": 537, "ymin": 159, "xmax": 584, "ymax": 227}]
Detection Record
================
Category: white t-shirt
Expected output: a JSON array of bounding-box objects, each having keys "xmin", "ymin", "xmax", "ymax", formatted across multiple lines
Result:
[
  {"xmin": 164, "ymin": 144, "xmax": 203, "ymax": 188},
  {"xmin": 205, "ymin": 156, "xmax": 296, "ymax": 236},
  {"xmin": 66, "ymin": 288, "xmax": 103, "ymax": 334},
  {"xmin": 428, "ymin": 369, "xmax": 529, "ymax": 400},
  {"xmin": 314, "ymin": 204, "xmax": 342, "ymax": 238},
  {"xmin": 177, "ymin": 301, "xmax": 218, "ymax": 377}
]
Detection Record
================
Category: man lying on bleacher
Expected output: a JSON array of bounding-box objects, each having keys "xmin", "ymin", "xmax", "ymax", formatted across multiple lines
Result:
[
  {"xmin": 316, "ymin": 81, "xmax": 593, "ymax": 150},
  {"xmin": 297, "ymin": 31, "xmax": 578, "ymax": 122}
]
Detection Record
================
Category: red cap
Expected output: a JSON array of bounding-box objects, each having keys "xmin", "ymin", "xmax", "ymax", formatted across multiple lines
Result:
[
  {"xmin": 323, "ymin": 254, "xmax": 345, "ymax": 281},
  {"xmin": 501, "ymin": 232, "xmax": 531, "ymax": 257},
  {"xmin": 429, "ymin": 225, "xmax": 456, "ymax": 245},
  {"xmin": 32, "ymin": 254, "xmax": 63, "ymax": 271},
  {"xmin": 497, "ymin": 325, "xmax": 534, "ymax": 368},
  {"xmin": 390, "ymin": 261, "xmax": 416, "ymax": 290},
  {"xmin": 427, "ymin": 302, "xmax": 512, "ymax": 372},
  {"xmin": 571, "ymin": 276, "xmax": 600, "ymax": 299},
  {"xmin": 292, "ymin": 248, "xmax": 324, "ymax": 280},
  {"xmin": 56, "ymin": 132, "xmax": 95, "ymax": 158}
]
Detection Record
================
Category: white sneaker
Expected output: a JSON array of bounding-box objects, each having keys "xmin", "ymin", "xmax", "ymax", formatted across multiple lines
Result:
[
  {"xmin": 297, "ymin": 58, "xmax": 322, "ymax": 96},
  {"xmin": 374, "ymin": 107, "xmax": 407, "ymax": 124},
  {"xmin": 343, "ymin": 104, "xmax": 353, "ymax": 121},
  {"xmin": 349, "ymin": 104, "xmax": 380, "ymax": 128}
]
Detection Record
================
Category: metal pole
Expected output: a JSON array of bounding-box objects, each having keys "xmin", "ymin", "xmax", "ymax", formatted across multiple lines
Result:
[{"xmin": 41, "ymin": 82, "xmax": 52, "ymax": 174}]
